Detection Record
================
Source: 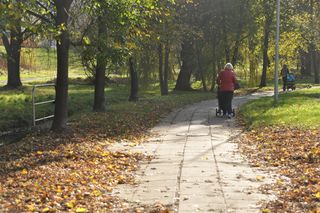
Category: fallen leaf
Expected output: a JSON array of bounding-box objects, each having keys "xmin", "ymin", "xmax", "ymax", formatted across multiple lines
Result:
[
  {"xmin": 76, "ymin": 207, "xmax": 88, "ymax": 213},
  {"xmin": 315, "ymin": 192, "xmax": 320, "ymax": 199},
  {"xmin": 256, "ymin": 175, "xmax": 265, "ymax": 181},
  {"xmin": 21, "ymin": 169, "xmax": 28, "ymax": 175}
]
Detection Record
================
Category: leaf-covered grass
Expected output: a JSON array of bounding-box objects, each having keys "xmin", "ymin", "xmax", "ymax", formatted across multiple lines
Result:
[
  {"xmin": 240, "ymin": 127, "xmax": 320, "ymax": 212},
  {"xmin": 0, "ymin": 83, "xmax": 213, "ymax": 212},
  {"xmin": 239, "ymin": 88, "xmax": 320, "ymax": 129},
  {"xmin": 239, "ymin": 87, "xmax": 320, "ymax": 212},
  {"xmin": 0, "ymin": 78, "xmax": 213, "ymax": 132}
]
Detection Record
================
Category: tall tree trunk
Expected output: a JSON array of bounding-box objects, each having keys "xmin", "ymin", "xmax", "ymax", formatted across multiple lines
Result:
[
  {"xmin": 220, "ymin": 0, "xmax": 230, "ymax": 63},
  {"xmin": 259, "ymin": 15, "xmax": 272, "ymax": 87},
  {"xmin": 2, "ymin": 27, "xmax": 23, "ymax": 89},
  {"xmin": 248, "ymin": 25, "xmax": 257, "ymax": 87},
  {"xmin": 306, "ymin": 48, "xmax": 313, "ymax": 76},
  {"xmin": 298, "ymin": 48, "xmax": 308, "ymax": 77},
  {"xmin": 51, "ymin": 0, "xmax": 73, "ymax": 132},
  {"xmin": 163, "ymin": 42, "xmax": 170, "ymax": 95},
  {"xmin": 141, "ymin": 48, "xmax": 152, "ymax": 84},
  {"xmin": 308, "ymin": 0, "xmax": 320, "ymax": 84},
  {"xmin": 211, "ymin": 33, "xmax": 217, "ymax": 91},
  {"xmin": 312, "ymin": 47, "xmax": 320, "ymax": 84},
  {"xmin": 93, "ymin": 10, "xmax": 107, "ymax": 112},
  {"xmin": 248, "ymin": 40, "xmax": 257, "ymax": 87},
  {"xmin": 174, "ymin": 39, "xmax": 194, "ymax": 91},
  {"xmin": 158, "ymin": 43, "xmax": 165, "ymax": 95},
  {"xmin": 196, "ymin": 46, "xmax": 207, "ymax": 91},
  {"xmin": 128, "ymin": 57, "xmax": 139, "ymax": 101},
  {"xmin": 231, "ymin": 0, "xmax": 246, "ymax": 66},
  {"xmin": 316, "ymin": 52, "xmax": 320, "ymax": 83},
  {"xmin": 93, "ymin": 57, "xmax": 106, "ymax": 111}
]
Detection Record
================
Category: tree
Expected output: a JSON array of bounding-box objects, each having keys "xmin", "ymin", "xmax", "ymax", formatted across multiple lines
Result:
[
  {"xmin": 128, "ymin": 56, "xmax": 139, "ymax": 101},
  {"xmin": 80, "ymin": 0, "xmax": 132, "ymax": 110},
  {"xmin": 259, "ymin": 0, "xmax": 275, "ymax": 87},
  {"xmin": 93, "ymin": 4, "xmax": 108, "ymax": 112},
  {"xmin": 0, "ymin": 0, "xmax": 36, "ymax": 89},
  {"xmin": 28, "ymin": 0, "xmax": 74, "ymax": 131},
  {"xmin": 174, "ymin": 38, "xmax": 195, "ymax": 91},
  {"xmin": 51, "ymin": 0, "xmax": 74, "ymax": 131},
  {"xmin": 174, "ymin": 0, "xmax": 198, "ymax": 91}
]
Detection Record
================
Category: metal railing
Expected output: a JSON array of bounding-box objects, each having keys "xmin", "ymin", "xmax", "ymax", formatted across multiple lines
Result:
[{"xmin": 32, "ymin": 84, "xmax": 55, "ymax": 126}]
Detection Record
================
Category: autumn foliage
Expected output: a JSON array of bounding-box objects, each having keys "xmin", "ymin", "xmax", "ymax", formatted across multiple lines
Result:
[
  {"xmin": 0, "ymin": 93, "xmax": 210, "ymax": 212},
  {"xmin": 240, "ymin": 127, "xmax": 320, "ymax": 212}
]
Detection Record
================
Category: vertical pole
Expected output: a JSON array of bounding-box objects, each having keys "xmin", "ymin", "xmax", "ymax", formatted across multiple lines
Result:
[
  {"xmin": 274, "ymin": 0, "xmax": 280, "ymax": 103},
  {"xmin": 32, "ymin": 86, "xmax": 36, "ymax": 126}
]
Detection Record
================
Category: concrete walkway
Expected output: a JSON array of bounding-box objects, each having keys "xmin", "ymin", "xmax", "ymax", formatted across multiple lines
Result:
[{"xmin": 113, "ymin": 92, "xmax": 276, "ymax": 213}]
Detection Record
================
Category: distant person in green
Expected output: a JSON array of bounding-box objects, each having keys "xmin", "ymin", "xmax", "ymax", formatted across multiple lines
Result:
[{"xmin": 281, "ymin": 64, "xmax": 289, "ymax": 92}]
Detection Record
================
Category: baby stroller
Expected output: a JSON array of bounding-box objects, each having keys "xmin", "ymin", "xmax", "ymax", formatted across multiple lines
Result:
[
  {"xmin": 215, "ymin": 88, "xmax": 235, "ymax": 117},
  {"xmin": 286, "ymin": 73, "xmax": 296, "ymax": 91}
]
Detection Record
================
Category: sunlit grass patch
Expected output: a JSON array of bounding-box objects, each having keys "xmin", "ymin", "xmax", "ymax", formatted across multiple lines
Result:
[{"xmin": 239, "ymin": 88, "xmax": 320, "ymax": 129}]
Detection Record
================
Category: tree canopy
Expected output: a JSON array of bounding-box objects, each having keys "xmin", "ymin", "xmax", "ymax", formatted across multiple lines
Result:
[{"xmin": 0, "ymin": 0, "xmax": 319, "ymax": 130}]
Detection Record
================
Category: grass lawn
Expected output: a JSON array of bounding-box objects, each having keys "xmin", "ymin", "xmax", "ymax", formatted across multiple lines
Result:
[
  {"xmin": 0, "ymin": 46, "xmax": 85, "ymax": 84},
  {"xmin": 239, "ymin": 88, "xmax": 320, "ymax": 129}
]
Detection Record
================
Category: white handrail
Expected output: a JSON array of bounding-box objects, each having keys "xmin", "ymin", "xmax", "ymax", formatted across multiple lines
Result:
[{"xmin": 32, "ymin": 84, "xmax": 55, "ymax": 126}]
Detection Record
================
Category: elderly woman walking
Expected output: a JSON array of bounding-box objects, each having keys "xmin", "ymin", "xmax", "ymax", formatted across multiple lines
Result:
[{"xmin": 216, "ymin": 63, "xmax": 238, "ymax": 119}]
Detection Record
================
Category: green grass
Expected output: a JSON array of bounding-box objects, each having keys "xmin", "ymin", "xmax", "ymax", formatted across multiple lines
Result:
[
  {"xmin": 239, "ymin": 88, "xmax": 320, "ymax": 129},
  {"xmin": 0, "ymin": 81, "xmax": 214, "ymax": 132},
  {"xmin": 0, "ymin": 46, "xmax": 85, "ymax": 84}
]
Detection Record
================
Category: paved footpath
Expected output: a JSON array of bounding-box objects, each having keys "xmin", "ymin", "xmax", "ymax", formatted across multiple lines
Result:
[{"xmin": 113, "ymin": 92, "xmax": 277, "ymax": 213}]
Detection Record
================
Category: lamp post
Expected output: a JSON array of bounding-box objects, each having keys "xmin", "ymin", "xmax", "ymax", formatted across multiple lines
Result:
[{"xmin": 274, "ymin": 0, "xmax": 280, "ymax": 103}]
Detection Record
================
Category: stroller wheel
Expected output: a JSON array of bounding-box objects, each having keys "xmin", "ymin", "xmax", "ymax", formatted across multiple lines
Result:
[{"xmin": 232, "ymin": 109, "xmax": 236, "ymax": 117}]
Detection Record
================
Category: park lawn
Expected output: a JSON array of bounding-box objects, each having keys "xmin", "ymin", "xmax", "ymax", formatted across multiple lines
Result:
[
  {"xmin": 0, "ymin": 82, "xmax": 210, "ymax": 132},
  {"xmin": 0, "ymin": 80, "xmax": 213, "ymax": 133},
  {"xmin": 0, "ymin": 83, "xmax": 94, "ymax": 132},
  {"xmin": 0, "ymin": 46, "xmax": 85, "ymax": 83},
  {"xmin": 238, "ymin": 88, "xmax": 320, "ymax": 212},
  {"xmin": 239, "ymin": 88, "xmax": 320, "ymax": 129}
]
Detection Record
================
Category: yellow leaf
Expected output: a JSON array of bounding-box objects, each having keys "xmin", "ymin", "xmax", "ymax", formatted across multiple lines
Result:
[
  {"xmin": 315, "ymin": 192, "xmax": 320, "ymax": 199},
  {"xmin": 256, "ymin": 175, "xmax": 265, "ymax": 181},
  {"xmin": 66, "ymin": 202, "xmax": 74, "ymax": 209},
  {"xmin": 42, "ymin": 207, "xmax": 50, "ymax": 212},
  {"xmin": 76, "ymin": 207, "xmax": 88, "ymax": 213},
  {"xmin": 27, "ymin": 204, "xmax": 36, "ymax": 212},
  {"xmin": 92, "ymin": 190, "xmax": 102, "ymax": 197},
  {"xmin": 262, "ymin": 209, "xmax": 271, "ymax": 213},
  {"xmin": 37, "ymin": 151, "xmax": 43, "ymax": 155},
  {"xmin": 21, "ymin": 169, "xmax": 28, "ymax": 175},
  {"xmin": 276, "ymin": 179, "xmax": 284, "ymax": 185},
  {"xmin": 56, "ymin": 186, "xmax": 62, "ymax": 193},
  {"xmin": 102, "ymin": 152, "xmax": 109, "ymax": 157}
]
